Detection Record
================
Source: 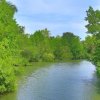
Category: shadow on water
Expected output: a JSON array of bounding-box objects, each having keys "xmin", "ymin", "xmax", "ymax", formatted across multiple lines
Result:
[{"xmin": 94, "ymin": 76, "xmax": 100, "ymax": 94}]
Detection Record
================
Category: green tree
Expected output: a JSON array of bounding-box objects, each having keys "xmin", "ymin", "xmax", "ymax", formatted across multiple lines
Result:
[
  {"xmin": 85, "ymin": 6, "xmax": 100, "ymax": 35},
  {"xmin": 30, "ymin": 29, "xmax": 54, "ymax": 62},
  {"xmin": 85, "ymin": 6, "xmax": 100, "ymax": 75},
  {"xmin": 62, "ymin": 32, "xmax": 84, "ymax": 59},
  {"xmin": 0, "ymin": 0, "xmax": 24, "ymax": 93}
]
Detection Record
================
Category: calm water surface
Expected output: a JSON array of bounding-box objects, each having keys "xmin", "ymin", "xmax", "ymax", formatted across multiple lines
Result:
[{"xmin": 1, "ymin": 61, "xmax": 100, "ymax": 100}]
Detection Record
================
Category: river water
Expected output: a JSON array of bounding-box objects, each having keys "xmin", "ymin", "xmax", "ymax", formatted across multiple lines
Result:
[{"xmin": 1, "ymin": 61, "xmax": 100, "ymax": 100}]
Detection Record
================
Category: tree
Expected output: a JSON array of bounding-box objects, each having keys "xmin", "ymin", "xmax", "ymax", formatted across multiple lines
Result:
[
  {"xmin": 62, "ymin": 32, "xmax": 84, "ymax": 59},
  {"xmin": 85, "ymin": 6, "xmax": 100, "ymax": 75},
  {"xmin": 30, "ymin": 29, "xmax": 53, "ymax": 62},
  {"xmin": 83, "ymin": 35, "xmax": 95, "ymax": 60},
  {"xmin": 85, "ymin": 6, "xmax": 100, "ymax": 35},
  {"xmin": 0, "ymin": 0, "xmax": 24, "ymax": 93}
]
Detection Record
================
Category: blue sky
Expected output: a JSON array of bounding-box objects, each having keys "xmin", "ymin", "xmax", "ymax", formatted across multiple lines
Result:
[{"xmin": 7, "ymin": 0, "xmax": 100, "ymax": 39}]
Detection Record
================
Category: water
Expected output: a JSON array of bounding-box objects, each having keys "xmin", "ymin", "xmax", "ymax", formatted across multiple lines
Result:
[{"xmin": 1, "ymin": 60, "xmax": 100, "ymax": 100}]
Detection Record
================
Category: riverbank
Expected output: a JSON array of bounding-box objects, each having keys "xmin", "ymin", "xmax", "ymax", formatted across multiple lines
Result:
[
  {"xmin": 1, "ymin": 60, "xmax": 100, "ymax": 100},
  {"xmin": 0, "ymin": 60, "xmax": 93, "ymax": 95}
]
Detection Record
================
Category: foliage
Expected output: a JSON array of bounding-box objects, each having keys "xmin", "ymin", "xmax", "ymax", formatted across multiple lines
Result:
[
  {"xmin": 83, "ymin": 35, "xmax": 96, "ymax": 60},
  {"xmin": 0, "ymin": 0, "xmax": 23, "ymax": 93},
  {"xmin": 0, "ymin": 0, "xmax": 86, "ymax": 94},
  {"xmin": 62, "ymin": 32, "xmax": 84, "ymax": 59},
  {"xmin": 85, "ymin": 6, "xmax": 100, "ymax": 35},
  {"xmin": 85, "ymin": 6, "xmax": 100, "ymax": 75}
]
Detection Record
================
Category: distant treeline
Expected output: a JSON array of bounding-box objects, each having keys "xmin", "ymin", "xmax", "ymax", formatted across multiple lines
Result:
[{"xmin": 0, "ymin": 0, "xmax": 100, "ymax": 94}]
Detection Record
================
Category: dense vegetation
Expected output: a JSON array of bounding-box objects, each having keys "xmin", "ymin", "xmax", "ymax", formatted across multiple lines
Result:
[
  {"xmin": 84, "ymin": 6, "xmax": 100, "ymax": 75},
  {"xmin": 0, "ymin": 0, "xmax": 100, "ymax": 94},
  {"xmin": 0, "ymin": 0, "xmax": 85, "ymax": 94}
]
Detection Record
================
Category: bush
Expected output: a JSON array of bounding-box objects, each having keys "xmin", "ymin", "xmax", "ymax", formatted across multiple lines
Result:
[
  {"xmin": 42, "ymin": 53, "xmax": 54, "ymax": 62},
  {"xmin": 0, "ymin": 67, "xmax": 16, "ymax": 93}
]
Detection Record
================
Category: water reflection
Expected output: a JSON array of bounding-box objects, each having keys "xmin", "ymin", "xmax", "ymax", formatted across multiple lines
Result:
[
  {"xmin": 17, "ymin": 61, "xmax": 96, "ymax": 100},
  {"xmin": 95, "ymin": 77, "xmax": 100, "ymax": 94},
  {"xmin": 1, "ymin": 61, "xmax": 100, "ymax": 100}
]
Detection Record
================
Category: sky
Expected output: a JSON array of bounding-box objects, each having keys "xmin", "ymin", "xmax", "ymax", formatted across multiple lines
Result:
[{"xmin": 7, "ymin": 0, "xmax": 100, "ymax": 40}]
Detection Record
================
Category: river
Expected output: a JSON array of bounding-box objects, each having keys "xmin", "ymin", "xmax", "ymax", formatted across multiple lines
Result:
[{"xmin": 1, "ymin": 60, "xmax": 100, "ymax": 100}]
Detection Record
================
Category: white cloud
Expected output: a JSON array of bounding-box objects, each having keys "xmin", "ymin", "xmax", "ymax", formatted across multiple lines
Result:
[
  {"xmin": 17, "ymin": 16, "xmax": 87, "ymax": 39},
  {"xmin": 7, "ymin": 0, "xmax": 81, "ymax": 15},
  {"xmin": 6, "ymin": 0, "xmax": 98, "ymax": 39}
]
